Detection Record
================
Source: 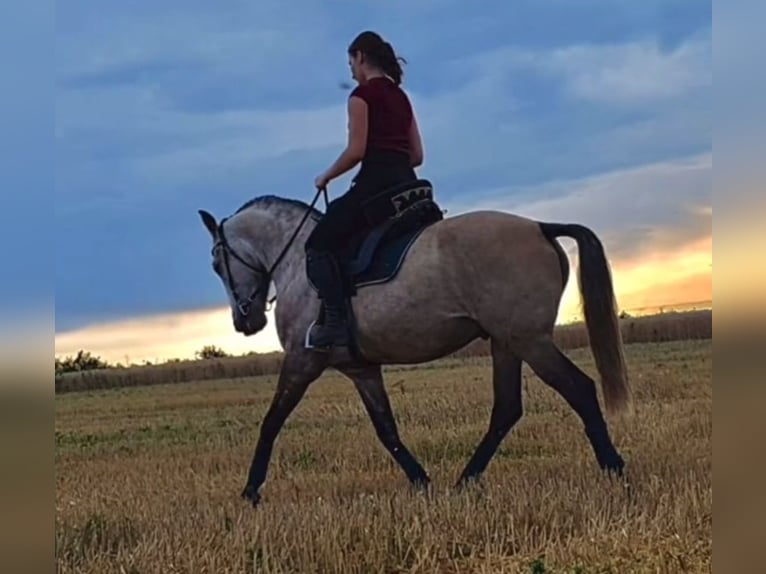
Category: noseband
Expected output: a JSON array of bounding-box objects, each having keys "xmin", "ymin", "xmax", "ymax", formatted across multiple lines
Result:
[{"xmin": 214, "ymin": 187, "xmax": 328, "ymax": 316}]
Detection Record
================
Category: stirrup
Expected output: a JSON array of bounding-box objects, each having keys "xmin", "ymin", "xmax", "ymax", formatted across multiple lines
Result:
[
  {"xmin": 304, "ymin": 320, "xmax": 350, "ymax": 351},
  {"xmin": 304, "ymin": 319, "xmax": 325, "ymax": 351},
  {"xmin": 304, "ymin": 301, "xmax": 350, "ymax": 350}
]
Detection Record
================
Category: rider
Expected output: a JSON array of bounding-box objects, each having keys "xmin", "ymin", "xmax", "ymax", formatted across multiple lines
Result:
[{"xmin": 305, "ymin": 30, "xmax": 424, "ymax": 349}]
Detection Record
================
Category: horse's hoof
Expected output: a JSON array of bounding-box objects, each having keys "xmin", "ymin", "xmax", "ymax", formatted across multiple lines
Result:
[
  {"xmin": 241, "ymin": 484, "xmax": 261, "ymax": 507},
  {"xmin": 612, "ymin": 455, "xmax": 625, "ymax": 474},
  {"xmin": 601, "ymin": 456, "xmax": 625, "ymax": 478}
]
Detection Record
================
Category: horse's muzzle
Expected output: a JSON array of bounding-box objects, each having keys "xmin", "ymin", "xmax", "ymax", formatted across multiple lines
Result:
[{"xmin": 234, "ymin": 312, "xmax": 267, "ymax": 336}]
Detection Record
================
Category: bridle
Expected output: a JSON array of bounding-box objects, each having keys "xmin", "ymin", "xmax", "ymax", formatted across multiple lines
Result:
[{"xmin": 213, "ymin": 187, "xmax": 328, "ymax": 316}]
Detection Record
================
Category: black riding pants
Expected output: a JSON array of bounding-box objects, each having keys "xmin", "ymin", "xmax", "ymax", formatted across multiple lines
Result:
[{"xmin": 305, "ymin": 151, "xmax": 416, "ymax": 253}]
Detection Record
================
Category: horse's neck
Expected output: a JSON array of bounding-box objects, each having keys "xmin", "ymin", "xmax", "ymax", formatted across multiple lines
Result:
[{"xmin": 241, "ymin": 206, "xmax": 316, "ymax": 297}]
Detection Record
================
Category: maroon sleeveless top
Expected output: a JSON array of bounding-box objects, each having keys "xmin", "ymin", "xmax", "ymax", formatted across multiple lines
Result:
[{"xmin": 350, "ymin": 77, "xmax": 413, "ymax": 157}]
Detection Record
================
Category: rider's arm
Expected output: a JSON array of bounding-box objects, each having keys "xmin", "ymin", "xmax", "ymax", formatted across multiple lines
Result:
[
  {"xmin": 408, "ymin": 113, "xmax": 424, "ymax": 167},
  {"xmin": 320, "ymin": 96, "xmax": 368, "ymax": 183}
]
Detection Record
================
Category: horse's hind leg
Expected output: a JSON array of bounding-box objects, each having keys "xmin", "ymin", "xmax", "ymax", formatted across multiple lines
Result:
[
  {"xmin": 339, "ymin": 364, "xmax": 430, "ymax": 489},
  {"xmin": 513, "ymin": 336, "xmax": 625, "ymax": 475},
  {"xmin": 457, "ymin": 339, "xmax": 523, "ymax": 487}
]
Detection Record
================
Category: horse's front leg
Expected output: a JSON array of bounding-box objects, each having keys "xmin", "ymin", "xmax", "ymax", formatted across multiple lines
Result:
[
  {"xmin": 241, "ymin": 350, "xmax": 326, "ymax": 506},
  {"xmin": 339, "ymin": 364, "xmax": 431, "ymax": 489}
]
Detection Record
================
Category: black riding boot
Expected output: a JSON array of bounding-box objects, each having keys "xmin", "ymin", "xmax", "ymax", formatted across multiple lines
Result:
[{"xmin": 306, "ymin": 249, "xmax": 350, "ymax": 349}]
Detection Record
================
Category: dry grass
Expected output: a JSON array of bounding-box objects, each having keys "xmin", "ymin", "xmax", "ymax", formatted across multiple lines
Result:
[
  {"xmin": 55, "ymin": 309, "xmax": 712, "ymax": 393},
  {"xmin": 55, "ymin": 339, "xmax": 712, "ymax": 573}
]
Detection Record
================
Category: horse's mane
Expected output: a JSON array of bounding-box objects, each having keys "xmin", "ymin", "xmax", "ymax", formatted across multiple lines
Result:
[{"xmin": 235, "ymin": 195, "xmax": 322, "ymax": 218}]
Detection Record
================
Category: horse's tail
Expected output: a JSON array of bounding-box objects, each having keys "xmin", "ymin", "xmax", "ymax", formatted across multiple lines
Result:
[{"xmin": 539, "ymin": 222, "xmax": 632, "ymax": 416}]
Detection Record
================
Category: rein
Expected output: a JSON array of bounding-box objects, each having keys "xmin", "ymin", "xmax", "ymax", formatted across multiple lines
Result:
[{"xmin": 215, "ymin": 187, "xmax": 328, "ymax": 315}]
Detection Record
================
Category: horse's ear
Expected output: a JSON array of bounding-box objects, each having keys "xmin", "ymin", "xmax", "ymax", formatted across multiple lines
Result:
[{"xmin": 198, "ymin": 209, "xmax": 218, "ymax": 239}]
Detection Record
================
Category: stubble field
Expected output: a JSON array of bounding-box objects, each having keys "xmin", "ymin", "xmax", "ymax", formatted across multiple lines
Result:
[{"xmin": 55, "ymin": 339, "xmax": 712, "ymax": 573}]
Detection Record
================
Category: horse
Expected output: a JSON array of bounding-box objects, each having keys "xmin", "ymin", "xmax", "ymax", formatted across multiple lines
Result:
[{"xmin": 197, "ymin": 190, "xmax": 631, "ymax": 507}]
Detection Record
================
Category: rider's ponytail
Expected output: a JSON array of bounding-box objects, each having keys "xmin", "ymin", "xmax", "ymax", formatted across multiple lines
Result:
[
  {"xmin": 348, "ymin": 31, "xmax": 407, "ymax": 85},
  {"xmin": 375, "ymin": 41, "xmax": 405, "ymax": 85}
]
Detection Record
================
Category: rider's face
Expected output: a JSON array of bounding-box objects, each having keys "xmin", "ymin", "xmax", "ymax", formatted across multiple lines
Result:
[{"xmin": 349, "ymin": 51, "xmax": 365, "ymax": 83}]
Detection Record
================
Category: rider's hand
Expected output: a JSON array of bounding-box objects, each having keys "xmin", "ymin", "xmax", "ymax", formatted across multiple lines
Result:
[{"xmin": 314, "ymin": 173, "xmax": 330, "ymax": 190}]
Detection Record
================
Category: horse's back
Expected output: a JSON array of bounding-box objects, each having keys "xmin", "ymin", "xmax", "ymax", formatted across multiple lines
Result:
[{"xmin": 416, "ymin": 209, "xmax": 552, "ymax": 261}]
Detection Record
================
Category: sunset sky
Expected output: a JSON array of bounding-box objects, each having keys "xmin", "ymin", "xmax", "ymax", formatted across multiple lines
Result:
[{"xmin": 54, "ymin": 1, "xmax": 712, "ymax": 364}]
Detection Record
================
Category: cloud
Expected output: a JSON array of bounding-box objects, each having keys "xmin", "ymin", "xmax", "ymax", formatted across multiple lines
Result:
[
  {"xmin": 446, "ymin": 153, "xmax": 712, "ymax": 265},
  {"xmin": 444, "ymin": 28, "xmax": 711, "ymax": 104},
  {"xmin": 127, "ymin": 104, "xmax": 347, "ymax": 188},
  {"xmin": 534, "ymin": 33, "xmax": 711, "ymax": 105},
  {"xmin": 404, "ymin": 32, "xmax": 711, "ymax": 197}
]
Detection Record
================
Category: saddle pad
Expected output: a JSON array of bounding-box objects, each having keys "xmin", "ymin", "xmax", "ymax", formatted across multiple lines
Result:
[{"xmin": 349, "ymin": 225, "xmax": 427, "ymax": 289}]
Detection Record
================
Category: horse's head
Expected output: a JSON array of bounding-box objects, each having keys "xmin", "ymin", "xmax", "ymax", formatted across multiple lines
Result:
[{"xmin": 198, "ymin": 209, "xmax": 269, "ymax": 336}]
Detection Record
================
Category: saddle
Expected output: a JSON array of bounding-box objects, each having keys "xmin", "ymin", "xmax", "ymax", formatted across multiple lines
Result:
[{"xmin": 334, "ymin": 179, "xmax": 443, "ymax": 294}]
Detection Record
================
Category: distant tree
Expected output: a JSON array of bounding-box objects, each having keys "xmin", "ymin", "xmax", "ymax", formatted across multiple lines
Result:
[
  {"xmin": 55, "ymin": 350, "xmax": 111, "ymax": 375},
  {"xmin": 195, "ymin": 345, "xmax": 229, "ymax": 360}
]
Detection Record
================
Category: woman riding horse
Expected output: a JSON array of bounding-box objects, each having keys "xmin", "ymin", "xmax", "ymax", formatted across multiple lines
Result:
[{"xmin": 305, "ymin": 30, "xmax": 425, "ymax": 350}]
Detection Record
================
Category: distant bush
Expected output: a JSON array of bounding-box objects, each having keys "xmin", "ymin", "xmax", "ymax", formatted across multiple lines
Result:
[
  {"xmin": 195, "ymin": 345, "xmax": 230, "ymax": 360},
  {"xmin": 55, "ymin": 350, "xmax": 111, "ymax": 376}
]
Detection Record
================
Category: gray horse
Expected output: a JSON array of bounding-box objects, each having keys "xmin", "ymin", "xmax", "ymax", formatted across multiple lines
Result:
[{"xmin": 198, "ymin": 193, "xmax": 631, "ymax": 506}]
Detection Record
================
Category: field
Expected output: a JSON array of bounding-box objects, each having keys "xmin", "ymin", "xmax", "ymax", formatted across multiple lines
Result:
[{"xmin": 55, "ymin": 337, "xmax": 712, "ymax": 573}]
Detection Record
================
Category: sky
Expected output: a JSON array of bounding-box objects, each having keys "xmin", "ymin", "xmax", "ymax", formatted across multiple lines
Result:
[{"xmin": 52, "ymin": 0, "xmax": 713, "ymax": 364}]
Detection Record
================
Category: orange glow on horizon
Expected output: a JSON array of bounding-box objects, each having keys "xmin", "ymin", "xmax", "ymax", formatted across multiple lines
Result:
[
  {"xmin": 543, "ymin": 234, "xmax": 710, "ymax": 322},
  {"xmin": 55, "ymin": 307, "xmax": 282, "ymax": 365}
]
